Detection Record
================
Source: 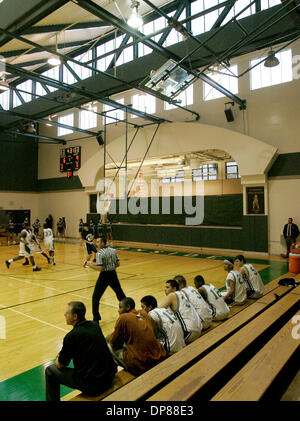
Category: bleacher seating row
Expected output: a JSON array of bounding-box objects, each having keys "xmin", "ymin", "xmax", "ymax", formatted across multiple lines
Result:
[{"xmin": 63, "ymin": 273, "xmax": 300, "ymax": 402}]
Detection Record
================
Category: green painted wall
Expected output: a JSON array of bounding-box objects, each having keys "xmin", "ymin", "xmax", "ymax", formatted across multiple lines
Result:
[
  {"xmin": 268, "ymin": 152, "xmax": 300, "ymax": 177},
  {"xmin": 0, "ymin": 136, "xmax": 38, "ymax": 191}
]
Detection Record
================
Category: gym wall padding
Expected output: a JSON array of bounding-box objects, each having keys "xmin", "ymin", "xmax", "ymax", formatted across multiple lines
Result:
[{"xmin": 106, "ymin": 194, "xmax": 243, "ymax": 227}]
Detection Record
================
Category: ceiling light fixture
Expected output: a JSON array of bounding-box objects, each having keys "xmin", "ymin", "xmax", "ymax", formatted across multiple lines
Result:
[
  {"xmin": 47, "ymin": 34, "xmax": 61, "ymax": 66},
  {"xmin": 264, "ymin": 48, "xmax": 280, "ymax": 68},
  {"xmin": 0, "ymin": 74, "xmax": 9, "ymax": 92},
  {"xmin": 127, "ymin": 1, "xmax": 143, "ymax": 29}
]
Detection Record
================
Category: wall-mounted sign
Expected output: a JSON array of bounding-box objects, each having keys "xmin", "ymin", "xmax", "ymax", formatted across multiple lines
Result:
[{"xmin": 246, "ymin": 186, "xmax": 265, "ymax": 215}]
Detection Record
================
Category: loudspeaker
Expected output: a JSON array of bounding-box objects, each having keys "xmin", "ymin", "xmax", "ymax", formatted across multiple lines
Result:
[
  {"xmin": 224, "ymin": 108, "xmax": 234, "ymax": 122},
  {"xmin": 96, "ymin": 133, "xmax": 104, "ymax": 146}
]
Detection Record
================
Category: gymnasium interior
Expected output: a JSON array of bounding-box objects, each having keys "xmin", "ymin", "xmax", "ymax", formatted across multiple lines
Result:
[{"xmin": 0, "ymin": 0, "xmax": 299, "ymax": 403}]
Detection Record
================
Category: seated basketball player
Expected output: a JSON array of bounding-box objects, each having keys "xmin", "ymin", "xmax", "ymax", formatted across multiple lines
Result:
[
  {"xmin": 107, "ymin": 297, "xmax": 166, "ymax": 375},
  {"xmin": 159, "ymin": 279, "xmax": 202, "ymax": 343},
  {"xmin": 45, "ymin": 301, "xmax": 117, "ymax": 401},
  {"xmin": 140, "ymin": 295, "xmax": 186, "ymax": 356},
  {"xmin": 221, "ymin": 259, "xmax": 247, "ymax": 306},
  {"xmin": 194, "ymin": 275, "xmax": 230, "ymax": 321},
  {"xmin": 234, "ymin": 255, "xmax": 264, "ymax": 298},
  {"xmin": 174, "ymin": 275, "xmax": 212, "ymax": 330}
]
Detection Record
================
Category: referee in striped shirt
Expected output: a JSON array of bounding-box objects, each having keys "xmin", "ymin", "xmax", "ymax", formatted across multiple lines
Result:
[{"xmin": 88, "ymin": 237, "xmax": 125, "ymax": 321}]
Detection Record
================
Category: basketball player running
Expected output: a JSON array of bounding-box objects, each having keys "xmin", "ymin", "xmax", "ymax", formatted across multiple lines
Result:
[
  {"xmin": 81, "ymin": 223, "xmax": 97, "ymax": 268},
  {"xmin": 159, "ymin": 279, "xmax": 202, "ymax": 344},
  {"xmin": 140, "ymin": 295, "xmax": 186, "ymax": 356},
  {"xmin": 5, "ymin": 223, "xmax": 41, "ymax": 271},
  {"xmin": 234, "ymin": 255, "xmax": 264, "ymax": 298},
  {"xmin": 42, "ymin": 224, "xmax": 56, "ymax": 265},
  {"xmin": 194, "ymin": 275, "xmax": 230, "ymax": 321},
  {"xmin": 87, "ymin": 237, "xmax": 125, "ymax": 322},
  {"xmin": 31, "ymin": 231, "xmax": 51, "ymax": 264}
]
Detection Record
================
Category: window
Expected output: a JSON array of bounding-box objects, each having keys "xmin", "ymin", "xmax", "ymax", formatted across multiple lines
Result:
[
  {"xmin": 250, "ymin": 49, "xmax": 293, "ymax": 90},
  {"xmin": 203, "ymin": 65, "xmax": 238, "ymax": 101},
  {"xmin": 164, "ymin": 84, "xmax": 193, "ymax": 110},
  {"xmin": 79, "ymin": 106, "xmax": 97, "ymax": 129},
  {"xmin": 97, "ymin": 35, "xmax": 133, "ymax": 71},
  {"xmin": 193, "ymin": 164, "xmax": 218, "ymax": 181},
  {"xmin": 261, "ymin": 0, "xmax": 281, "ymax": 10},
  {"xmin": 103, "ymin": 98, "xmax": 124, "ymax": 125},
  {"xmin": 0, "ymin": 89, "xmax": 10, "ymax": 110},
  {"xmin": 35, "ymin": 83, "xmax": 48, "ymax": 97},
  {"xmin": 163, "ymin": 10, "xmax": 186, "ymax": 47},
  {"xmin": 41, "ymin": 66, "xmax": 60, "ymax": 92},
  {"xmin": 64, "ymin": 50, "xmax": 93, "ymax": 84},
  {"xmin": 58, "ymin": 113, "xmax": 74, "ymax": 136},
  {"xmin": 222, "ymin": 0, "xmax": 256, "ymax": 25},
  {"xmin": 161, "ymin": 170, "xmax": 184, "ymax": 183},
  {"xmin": 131, "ymin": 93, "xmax": 156, "ymax": 117},
  {"xmin": 12, "ymin": 80, "xmax": 32, "ymax": 107},
  {"xmin": 225, "ymin": 161, "xmax": 240, "ymax": 179}
]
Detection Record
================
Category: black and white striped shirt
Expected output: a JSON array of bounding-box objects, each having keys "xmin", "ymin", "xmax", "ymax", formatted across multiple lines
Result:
[{"xmin": 96, "ymin": 246, "xmax": 119, "ymax": 271}]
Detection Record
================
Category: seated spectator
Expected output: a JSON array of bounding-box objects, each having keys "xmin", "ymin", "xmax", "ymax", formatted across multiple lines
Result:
[
  {"xmin": 159, "ymin": 279, "xmax": 202, "ymax": 344},
  {"xmin": 45, "ymin": 301, "xmax": 117, "ymax": 401},
  {"xmin": 174, "ymin": 275, "xmax": 212, "ymax": 330},
  {"xmin": 221, "ymin": 259, "xmax": 247, "ymax": 306},
  {"xmin": 140, "ymin": 295, "xmax": 186, "ymax": 356},
  {"xmin": 234, "ymin": 255, "xmax": 264, "ymax": 298},
  {"xmin": 107, "ymin": 297, "xmax": 166, "ymax": 375},
  {"xmin": 194, "ymin": 275, "xmax": 230, "ymax": 321}
]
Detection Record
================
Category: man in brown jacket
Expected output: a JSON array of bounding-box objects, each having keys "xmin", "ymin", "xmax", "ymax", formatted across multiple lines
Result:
[{"xmin": 107, "ymin": 297, "xmax": 166, "ymax": 375}]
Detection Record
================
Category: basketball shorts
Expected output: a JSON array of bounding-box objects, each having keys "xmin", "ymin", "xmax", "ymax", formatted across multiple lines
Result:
[
  {"xmin": 44, "ymin": 240, "xmax": 54, "ymax": 252},
  {"xmin": 86, "ymin": 243, "xmax": 97, "ymax": 255},
  {"xmin": 19, "ymin": 242, "xmax": 33, "ymax": 258}
]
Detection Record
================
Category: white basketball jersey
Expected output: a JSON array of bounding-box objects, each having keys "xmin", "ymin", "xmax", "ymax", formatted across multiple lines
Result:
[
  {"xmin": 226, "ymin": 270, "xmax": 247, "ymax": 305},
  {"xmin": 180, "ymin": 286, "xmax": 212, "ymax": 329},
  {"xmin": 174, "ymin": 291, "xmax": 202, "ymax": 342},
  {"xmin": 20, "ymin": 229, "xmax": 32, "ymax": 245},
  {"xmin": 149, "ymin": 308, "xmax": 186, "ymax": 355},
  {"xmin": 202, "ymin": 284, "xmax": 230, "ymax": 321},
  {"xmin": 243, "ymin": 264, "xmax": 264, "ymax": 298},
  {"xmin": 43, "ymin": 228, "xmax": 53, "ymax": 240}
]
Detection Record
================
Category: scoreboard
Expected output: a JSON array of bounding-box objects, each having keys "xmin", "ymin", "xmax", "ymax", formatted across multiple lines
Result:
[{"xmin": 60, "ymin": 146, "xmax": 81, "ymax": 177}]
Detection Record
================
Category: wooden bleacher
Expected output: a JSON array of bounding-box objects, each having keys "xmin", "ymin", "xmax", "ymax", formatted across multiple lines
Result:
[{"xmin": 66, "ymin": 273, "xmax": 300, "ymax": 402}]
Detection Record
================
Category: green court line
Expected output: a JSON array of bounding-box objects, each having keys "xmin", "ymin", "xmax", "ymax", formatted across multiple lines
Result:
[{"xmin": 0, "ymin": 246, "xmax": 289, "ymax": 401}]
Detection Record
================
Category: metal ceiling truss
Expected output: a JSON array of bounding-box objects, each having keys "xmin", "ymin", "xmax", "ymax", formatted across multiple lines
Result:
[
  {"xmin": 74, "ymin": 0, "xmax": 246, "ymax": 108},
  {"xmin": 0, "ymin": 26, "xmax": 199, "ymax": 120},
  {"xmin": 1, "ymin": 0, "xmax": 299, "ymax": 130},
  {"xmin": 0, "ymin": 0, "xmax": 70, "ymax": 49}
]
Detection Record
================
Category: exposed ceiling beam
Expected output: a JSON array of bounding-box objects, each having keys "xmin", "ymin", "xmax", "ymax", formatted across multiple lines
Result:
[
  {"xmin": 75, "ymin": 0, "xmax": 247, "ymax": 109},
  {"xmin": 0, "ymin": 108, "xmax": 99, "ymax": 136},
  {"xmin": 0, "ymin": 0, "xmax": 70, "ymax": 48},
  {"xmin": 22, "ymin": 21, "xmax": 110, "ymax": 35},
  {"xmin": 3, "ymin": 129, "xmax": 67, "ymax": 144}
]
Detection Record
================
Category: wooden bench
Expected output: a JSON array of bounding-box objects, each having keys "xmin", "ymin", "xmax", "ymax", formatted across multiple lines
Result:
[
  {"xmin": 211, "ymin": 312, "xmax": 300, "ymax": 401},
  {"xmin": 104, "ymin": 283, "xmax": 298, "ymax": 401},
  {"xmin": 62, "ymin": 369, "xmax": 135, "ymax": 401},
  {"xmin": 145, "ymin": 291, "xmax": 299, "ymax": 401},
  {"xmin": 66, "ymin": 273, "xmax": 298, "ymax": 401}
]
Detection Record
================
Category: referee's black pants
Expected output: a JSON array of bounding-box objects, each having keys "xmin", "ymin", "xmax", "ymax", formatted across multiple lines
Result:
[{"xmin": 92, "ymin": 270, "xmax": 125, "ymax": 321}]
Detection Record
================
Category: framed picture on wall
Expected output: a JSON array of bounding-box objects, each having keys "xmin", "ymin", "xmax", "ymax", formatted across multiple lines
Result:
[{"xmin": 246, "ymin": 186, "xmax": 265, "ymax": 215}]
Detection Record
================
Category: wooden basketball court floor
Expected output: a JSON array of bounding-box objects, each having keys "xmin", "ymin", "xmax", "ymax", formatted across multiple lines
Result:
[{"xmin": 0, "ymin": 240, "xmax": 289, "ymax": 401}]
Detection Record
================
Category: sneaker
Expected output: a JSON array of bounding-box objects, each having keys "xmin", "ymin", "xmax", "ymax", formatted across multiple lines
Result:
[
  {"xmin": 23, "ymin": 260, "xmax": 30, "ymax": 266},
  {"xmin": 53, "ymin": 261, "xmax": 56, "ymax": 266},
  {"xmin": 33, "ymin": 267, "xmax": 41, "ymax": 272},
  {"xmin": 47, "ymin": 259, "xmax": 51, "ymax": 264},
  {"xmin": 5, "ymin": 260, "xmax": 10, "ymax": 269}
]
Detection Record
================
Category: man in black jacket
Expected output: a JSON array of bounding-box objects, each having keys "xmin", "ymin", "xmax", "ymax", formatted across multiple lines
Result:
[
  {"xmin": 282, "ymin": 218, "xmax": 299, "ymax": 258},
  {"xmin": 45, "ymin": 301, "xmax": 117, "ymax": 401}
]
